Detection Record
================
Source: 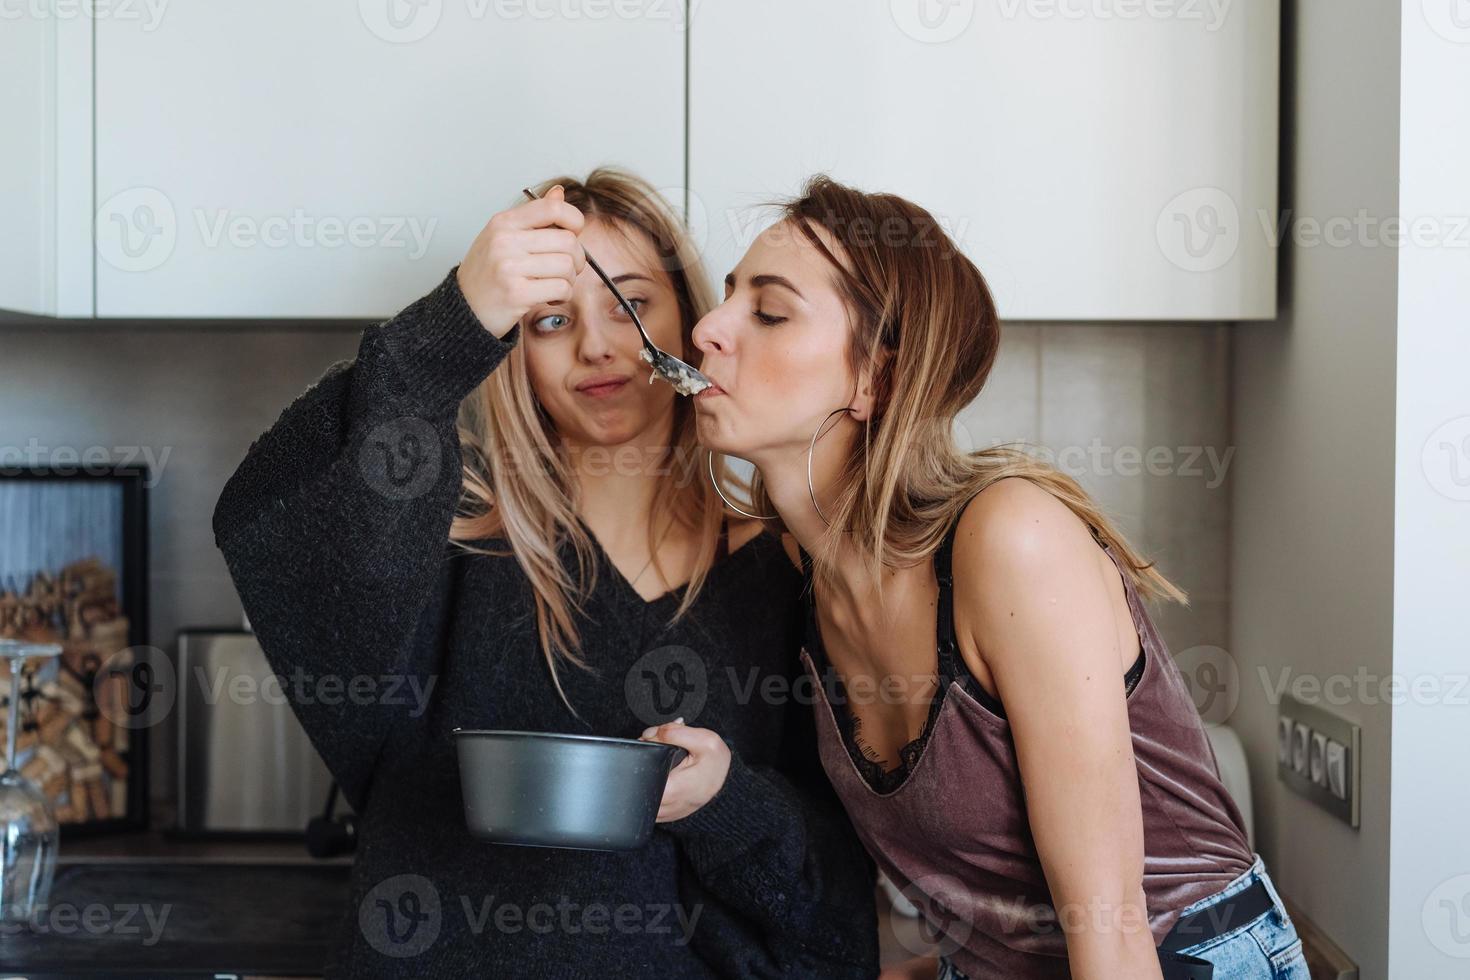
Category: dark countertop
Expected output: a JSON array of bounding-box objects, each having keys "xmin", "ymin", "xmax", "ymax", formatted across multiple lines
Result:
[
  {"xmin": 0, "ymin": 832, "xmax": 353, "ymax": 978},
  {"xmin": 55, "ymin": 828, "xmax": 354, "ymax": 867}
]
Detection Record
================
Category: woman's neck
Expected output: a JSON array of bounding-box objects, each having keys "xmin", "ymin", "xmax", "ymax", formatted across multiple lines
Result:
[
  {"xmin": 751, "ymin": 420, "xmax": 881, "ymax": 601},
  {"xmin": 565, "ymin": 415, "xmax": 679, "ymax": 550},
  {"xmin": 756, "ymin": 431, "xmax": 932, "ymax": 672}
]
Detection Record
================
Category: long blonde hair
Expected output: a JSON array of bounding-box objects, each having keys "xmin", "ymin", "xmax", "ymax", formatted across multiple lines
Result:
[
  {"xmin": 733, "ymin": 175, "xmax": 1187, "ymax": 606},
  {"xmin": 448, "ymin": 168, "xmax": 737, "ymax": 707}
]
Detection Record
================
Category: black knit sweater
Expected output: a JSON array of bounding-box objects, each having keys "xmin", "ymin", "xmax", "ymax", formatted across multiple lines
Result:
[{"xmin": 211, "ymin": 268, "xmax": 880, "ymax": 979}]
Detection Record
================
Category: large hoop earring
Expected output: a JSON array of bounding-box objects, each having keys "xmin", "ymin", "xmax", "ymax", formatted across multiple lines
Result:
[
  {"xmin": 704, "ymin": 405, "xmax": 858, "ymax": 525},
  {"xmin": 808, "ymin": 407, "xmax": 857, "ymax": 529},
  {"xmin": 706, "ymin": 451, "xmax": 778, "ymax": 520}
]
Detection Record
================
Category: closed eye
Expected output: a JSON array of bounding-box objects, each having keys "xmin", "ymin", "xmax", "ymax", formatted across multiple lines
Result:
[{"xmin": 754, "ymin": 309, "xmax": 786, "ymax": 326}]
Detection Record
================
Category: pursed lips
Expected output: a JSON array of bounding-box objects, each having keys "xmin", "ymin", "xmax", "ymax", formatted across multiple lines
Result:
[
  {"xmin": 574, "ymin": 374, "xmax": 631, "ymax": 398},
  {"xmin": 693, "ymin": 372, "xmax": 727, "ymax": 400}
]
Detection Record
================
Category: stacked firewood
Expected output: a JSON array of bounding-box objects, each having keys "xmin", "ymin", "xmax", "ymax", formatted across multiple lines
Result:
[{"xmin": 1, "ymin": 557, "xmax": 133, "ymax": 824}]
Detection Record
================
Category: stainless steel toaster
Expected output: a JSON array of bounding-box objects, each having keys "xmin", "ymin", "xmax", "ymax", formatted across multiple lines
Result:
[{"xmin": 176, "ymin": 628, "xmax": 341, "ymax": 834}]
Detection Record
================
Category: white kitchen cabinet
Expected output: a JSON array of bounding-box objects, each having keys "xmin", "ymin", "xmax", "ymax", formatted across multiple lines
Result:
[
  {"xmin": 7, "ymin": 1, "xmax": 1275, "ymax": 322},
  {"xmin": 689, "ymin": 0, "xmax": 1279, "ymax": 321},
  {"xmin": 0, "ymin": 11, "xmax": 92, "ymax": 317},
  {"xmin": 91, "ymin": 2, "xmax": 686, "ymax": 318}
]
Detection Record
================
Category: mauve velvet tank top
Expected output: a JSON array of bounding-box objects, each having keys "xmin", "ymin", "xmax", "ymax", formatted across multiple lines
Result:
[{"xmin": 797, "ymin": 513, "xmax": 1253, "ymax": 978}]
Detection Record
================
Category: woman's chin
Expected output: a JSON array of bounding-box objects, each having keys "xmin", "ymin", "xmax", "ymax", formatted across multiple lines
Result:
[
  {"xmin": 567, "ymin": 414, "xmax": 640, "ymax": 448},
  {"xmin": 693, "ymin": 406, "xmax": 771, "ymax": 459},
  {"xmin": 695, "ymin": 426, "xmax": 758, "ymax": 462},
  {"xmin": 693, "ymin": 411, "xmax": 733, "ymax": 449}
]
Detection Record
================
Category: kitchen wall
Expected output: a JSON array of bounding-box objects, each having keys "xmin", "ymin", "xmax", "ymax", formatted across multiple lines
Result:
[
  {"xmin": 1231, "ymin": 1, "xmax": 1400, "ymax": 976},
  {"xmin": 0, "ymin": 322, "xmax": 361, "ymax": 815},
  {"xmin": 0, "ymin": 317, "xmax": 1235, "ymax": 827}
]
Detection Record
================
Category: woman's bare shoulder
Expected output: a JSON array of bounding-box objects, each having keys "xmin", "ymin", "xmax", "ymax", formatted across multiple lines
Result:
[{"xmin": 951, "ymin": 476, "xmax": 1087, "ymax": 568}]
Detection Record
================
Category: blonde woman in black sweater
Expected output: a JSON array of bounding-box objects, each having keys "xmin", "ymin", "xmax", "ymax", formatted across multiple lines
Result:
[{"xmin": 212, "ymin": 171, "xmax": 878, "ymax": 979}]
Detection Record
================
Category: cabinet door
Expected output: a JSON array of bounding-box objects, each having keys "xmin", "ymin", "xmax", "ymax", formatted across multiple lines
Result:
[
  {"xmin": 0, "ymin": 14, "xmax": 55, "ymax": 316},
  {"xmin": 95, "ymin": 2, "xmax": 686, "ymax": 318},
  {"xmin": 1, "ymin": 13, "xmax": 91, "ymax": 317},
  {"xmin": 689, "ymin": 0, "xmax": 1278, "ymax": 321}
]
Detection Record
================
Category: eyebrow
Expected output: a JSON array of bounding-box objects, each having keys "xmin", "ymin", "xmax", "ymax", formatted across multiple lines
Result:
[
  {"xmin": 611, "ymin": 273, "xmax": 655, "ymax": 287},
  {"xmin": 723, "ymin": 272, "xmax": 806, "ymax": 301}
]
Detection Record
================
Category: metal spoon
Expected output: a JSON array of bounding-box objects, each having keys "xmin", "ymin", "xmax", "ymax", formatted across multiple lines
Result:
[{"xmin": 521, "ymin": 188, "xmax": 712, "ymax": 395}]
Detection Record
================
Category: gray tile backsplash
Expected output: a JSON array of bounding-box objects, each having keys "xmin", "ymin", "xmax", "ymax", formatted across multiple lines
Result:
[
  {"xmin": 965, "ymin": 319, "xmax": 1233, "ymax": 667},
  {"xmin": 1, "ymin": 326, "xmax": 361, "ymax": 815},
  {"xmin": 0, "ymin": 317, "xmax": 1232, "ymax": 813}
]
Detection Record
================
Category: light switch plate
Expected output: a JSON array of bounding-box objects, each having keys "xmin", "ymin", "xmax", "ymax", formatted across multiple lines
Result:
[
  {"xmin": 1292, "ymin": 723, "xmax": 1311, "ymax": 775},
  {"xmin": 1278, "ymin": 694, "xmax": 1360, "ymax": 828},
  {"xmin": 1326, "ymin": 739, "xmax": 1348, "ymax": 800},
  {"xmin": 1277, "ymin": 716, "xmax": 1294, "ymax": 765}
]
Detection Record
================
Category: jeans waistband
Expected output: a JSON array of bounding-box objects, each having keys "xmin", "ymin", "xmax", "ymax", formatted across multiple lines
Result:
[{"xmin": 1160, "ymin": 854, "xmax": 1280, "ymax": 953}]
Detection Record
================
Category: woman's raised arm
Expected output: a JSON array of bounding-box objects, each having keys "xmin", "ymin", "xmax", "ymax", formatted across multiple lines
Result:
[{"xmin": 211, "ymin": 267, "xmax": 519, "ymax": 812}]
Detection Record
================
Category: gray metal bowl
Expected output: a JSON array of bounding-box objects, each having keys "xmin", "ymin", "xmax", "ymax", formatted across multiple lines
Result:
[{"xmin": 452, "ymin": 729, "xmax": 688, "ymax": 851}]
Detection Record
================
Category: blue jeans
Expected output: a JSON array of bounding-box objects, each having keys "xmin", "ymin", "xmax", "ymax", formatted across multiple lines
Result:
[{"xmin": 937, "ymin": 854, "xmax": 1310, "ymax": 979}]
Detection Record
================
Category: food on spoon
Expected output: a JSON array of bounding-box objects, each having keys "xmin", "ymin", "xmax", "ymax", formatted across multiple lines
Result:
[{"xmin": 639, "ymin": 348, "xmax": 711, "ymax": 396}]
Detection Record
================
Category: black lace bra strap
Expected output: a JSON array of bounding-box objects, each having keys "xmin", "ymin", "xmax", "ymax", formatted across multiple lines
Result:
[
  {"xmin": 933, "ymin": 511, "xmax": 968, "ymax": 682},
  {"xmin": 935, "ymin": 501, "xmax": 1010, "ymax": 716}
]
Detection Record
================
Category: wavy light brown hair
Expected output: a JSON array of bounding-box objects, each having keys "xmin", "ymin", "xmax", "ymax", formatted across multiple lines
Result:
[
  {"xmin": 732, "ymin": 174, "xmax": 1186, "ymax": 605},
  {"xmin": 448, "ymin": 168, "xmax": 736, "ymax": 708}
]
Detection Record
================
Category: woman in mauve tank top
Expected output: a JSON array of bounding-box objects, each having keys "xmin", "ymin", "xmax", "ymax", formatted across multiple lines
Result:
[{"xmin": 684, "ymin": 175, "xmax": 1309, "ymax": 980}]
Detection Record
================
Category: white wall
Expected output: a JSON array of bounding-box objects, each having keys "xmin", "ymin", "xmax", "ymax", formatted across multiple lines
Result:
[
  {"xmin": 1388, "ymin": 3, "xmax": 1470, "ymax": 975},
  {"xmin": 1230, "ymin": 1, "xmax": 1401, "ymax": 976}
]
